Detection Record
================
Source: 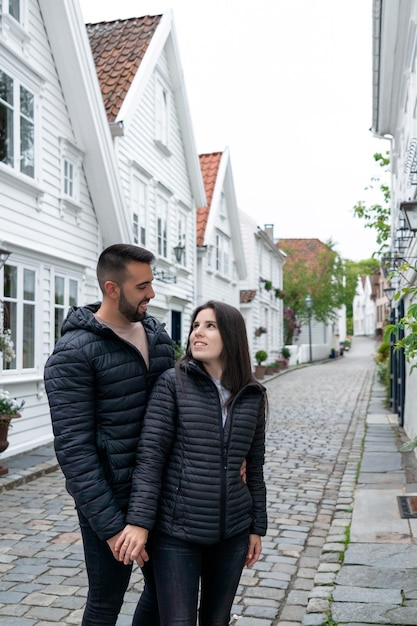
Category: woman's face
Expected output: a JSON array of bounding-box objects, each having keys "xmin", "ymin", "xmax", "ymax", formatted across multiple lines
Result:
[{"xmin": 190, "ymin": 308, "xmax": 223, "ymax": 376}]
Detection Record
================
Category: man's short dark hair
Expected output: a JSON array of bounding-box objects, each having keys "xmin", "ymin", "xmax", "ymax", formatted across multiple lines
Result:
[{"xmin": 97, "ymin": 244, "xmax": 155, "ymax": 292}]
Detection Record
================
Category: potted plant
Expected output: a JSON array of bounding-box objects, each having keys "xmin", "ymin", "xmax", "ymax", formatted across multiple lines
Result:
[
  {"xmin": 0, "ymin": 390, "xmax": 24, "ymax": 476},
  {"xmin": 254, "ymin": 326, "xmax": 267, "ymax": 338},
  {"xmin": 254, "ymin": 350, "xmax": 268, "ymax": 379}
]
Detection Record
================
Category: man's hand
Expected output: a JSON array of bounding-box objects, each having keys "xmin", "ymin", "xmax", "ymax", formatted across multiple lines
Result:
[
  {"xmin": 240, "ymin": 458, "xmax": 247, "ymax": 484},
  {"xmin": 245, "ymin": 534, "xmax": 262, "ymax": 568}
]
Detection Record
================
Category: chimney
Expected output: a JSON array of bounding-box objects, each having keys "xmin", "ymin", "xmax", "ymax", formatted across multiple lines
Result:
[{"xmin": 264, "ymin": 224, "xmax": 274, "ymax": 240}]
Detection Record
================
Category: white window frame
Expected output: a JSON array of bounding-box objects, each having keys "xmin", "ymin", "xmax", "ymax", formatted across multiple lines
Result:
[
  {"xmin": 0, "ymin": 68, "xmax": 35, "ymax": 178},
  {"xmin": 59, "ymin": 138, "xmax": 83, "ymax": 221},
  {"xmin": 176, "ymin": 211, "xmax": 187, "ymax": 267},
  {"xmin": 156, "ymin": 192, "xmax": 169, "ymax": 259},
  {"xmin": 53, "ymin": 274, "xmax": 79, "ymax": 344},
  {"xmin": 131, "ymin": 172, "xmax": 148, "ymax": 247},
  {"xmin": 215, "ymin": 231, "xmax": 230, "ymax": 277},
  {"xmin": 2, "ymin": 261, "xmax": 37, "ymax": 374},
  {"xmin": 154, "ymin": 75, "xmax": 171, "ymax": 155},
  {"xmin": 1, "ymin": 0, "xmax": 29, "ymax": 46}
]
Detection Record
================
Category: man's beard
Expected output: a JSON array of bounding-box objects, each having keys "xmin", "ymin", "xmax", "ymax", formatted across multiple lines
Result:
[{"xmin": 118, "ymin": 287, "xmax": 147, "ymax": 322}]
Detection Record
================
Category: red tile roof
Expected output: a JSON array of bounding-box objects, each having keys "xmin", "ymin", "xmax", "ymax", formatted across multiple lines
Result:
[
  {"xmin": 86, "ymin": 15, "xmax": 162, "ymax": 122},
  {"xmin": 197, "ymin": 152, "xmax": 222, "ymax": 246},
  {"xmin": 277, "ymin": 238, "xmax": 333, "ymax": 272}
]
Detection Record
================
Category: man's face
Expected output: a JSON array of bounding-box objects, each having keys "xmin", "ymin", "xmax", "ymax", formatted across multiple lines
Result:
[{"xmin": 118, "ymin": 262, "xmax": 155, "ymax": 322}]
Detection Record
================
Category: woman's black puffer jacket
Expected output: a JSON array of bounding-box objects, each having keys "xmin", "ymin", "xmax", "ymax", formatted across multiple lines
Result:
[
  {"xmin": 44, "ymin": 303, "xmax": 175, "ymax": 541},
  {"xmin": 127, "ymin": 360, "xmax": 267, "ymax": 544}
]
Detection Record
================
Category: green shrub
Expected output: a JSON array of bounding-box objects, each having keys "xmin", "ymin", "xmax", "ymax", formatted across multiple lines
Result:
[
  {"xmin": 281, "ymin": 346, "xmax": 291, "ymax": 360},
  {"xmin": 255, "ymin": 350, "xmax": 268, "ymax": 365},
  {"xmin": 375, "ymin": 341, "xmax": 390, "ymax": 364}
]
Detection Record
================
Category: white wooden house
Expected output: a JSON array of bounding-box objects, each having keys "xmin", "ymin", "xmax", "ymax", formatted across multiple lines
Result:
[
  {"xmin": 372, "ymin": 0, "xmax": 417, "ymax": 433},
  {"xmin": 0, "ymin": 0, "xmax": 128, "ymax": 458},
  {"xmin": 353, "ymin": 275, "xmax": 375, "ymax": 337},
  {"xmin": 0, "ymin": 0, "xmax": 206, "ymax": 460},
  {"xmin": 85, "ymin": 11, "xmax": 206, "ymax": 348},
  {"xmin": 238, "ymin": 215, "xmax": 285, "ymax": 366},
  {"xmin": 196, "ymin": 148, "xmax": 246, "ymax": 311}
]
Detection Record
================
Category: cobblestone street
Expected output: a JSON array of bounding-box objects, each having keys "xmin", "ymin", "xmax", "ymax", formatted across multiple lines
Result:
[{"xmin": 0, "ymin": 336, "xmax": 377, "ymax": 625}]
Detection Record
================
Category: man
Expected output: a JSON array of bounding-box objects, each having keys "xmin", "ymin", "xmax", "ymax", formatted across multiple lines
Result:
[{"xmin": 44, "ymin": 244, "xmax": 175, "ymax": 626}]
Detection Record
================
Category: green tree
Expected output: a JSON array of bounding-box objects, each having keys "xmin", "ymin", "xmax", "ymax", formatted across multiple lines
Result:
[
  {"xmin": 282, "ymin": 241, "xmax": 346, "ymax": 339},
  {"xmin": 353, "ymin": 152, "xmax": 391, "ymax": 256}
]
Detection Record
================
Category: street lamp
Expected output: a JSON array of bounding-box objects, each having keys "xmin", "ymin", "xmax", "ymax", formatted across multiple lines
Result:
[{"xmin": 305, "ymin": 294, "xmax": 313, "ymax": 363}]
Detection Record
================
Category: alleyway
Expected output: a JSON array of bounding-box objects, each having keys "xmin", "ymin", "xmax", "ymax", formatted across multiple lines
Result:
[{"xmin": 0, "ymin": 336, "xmax": 378, "ymax": 625}]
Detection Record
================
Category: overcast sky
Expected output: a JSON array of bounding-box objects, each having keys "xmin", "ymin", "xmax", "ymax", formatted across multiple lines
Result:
[{"xmin": 78, "ymin": 0, "xmax": 389, "ymax": 262}]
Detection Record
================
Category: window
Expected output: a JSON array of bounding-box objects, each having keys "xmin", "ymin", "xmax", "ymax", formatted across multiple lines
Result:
[
  {"xmin": 3, "ymin": 263, "xmax": 36, "ymax": 370},
  {"xmin": 176, "ymin": 213, "xmax": 187, "ymax": 266},
  {"xmin": 59, "ymin": 138, "xmax": 83, "ymax": 211},
  {"xmin": 63, "ymin": 159, "xmax": 74, "ymax": 197},
  {"xmin": 0, "ymin": 70, "xmax": 34, "ymax": 177},
  {"xmin": 215, "ymin": 232, "xmax": 230, "ymax": 276},
  {"xmin": 156, "ymin": 194, "xmax": 168, "ymax": 259},
  {"xmin": 54, "ymin": 276, "xmax": 78, "ymax": 343},
  {"xmin": 155, "ymin": 77, "xmax": 171, "ymax": 154},
  {"xmin": 132, "ymin": 174, "xmax": 147, "ymax": 246},
  {"xmin": 9, "ymin": 0, "xmax": 21, "ymax": 21}
]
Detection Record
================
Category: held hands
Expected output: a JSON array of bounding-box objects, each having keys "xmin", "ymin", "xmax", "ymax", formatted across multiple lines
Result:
[
  {"xmin": 245, "ymin": 534, "xmax": 262, "ymax": 568},
  {"xmin": 108, "ymin": 524, "xmax": 149, "ymax": 567}
]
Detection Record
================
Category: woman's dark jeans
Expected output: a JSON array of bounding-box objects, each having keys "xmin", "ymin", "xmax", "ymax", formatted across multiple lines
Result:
[
  {"xmin": 152, "ymin": 531, "xmax": 249, "ymax": 626},
  {"xmin": 77, "ymin": 509, "xmax": 159, "ymax": 626}
]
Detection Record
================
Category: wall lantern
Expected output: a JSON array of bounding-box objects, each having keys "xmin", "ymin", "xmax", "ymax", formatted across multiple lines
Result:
[
  {"xmin": 400, "ymin": 201, "xmax": 417, "ymax": 232},
  {"xmin": 0, "ymin": 247, "xmax": 11, "ymax": 270},
  {"xmin": 173, "ymin": 244, "xmax": 185, "ymax": 264},
  {"xmin": 383, "ymin": 286, "xmax": 396, "ymax": 303}
]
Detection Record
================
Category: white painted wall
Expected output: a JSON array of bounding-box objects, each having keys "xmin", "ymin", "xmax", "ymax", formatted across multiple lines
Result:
[{"xmin": 0, "ymin": 0, "xmax": 101, "ymax": 457}]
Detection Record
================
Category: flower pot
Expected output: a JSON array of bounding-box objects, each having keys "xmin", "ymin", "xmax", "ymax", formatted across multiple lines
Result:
[
  {"xmin": 254, "ymin": 365, "xmax": 266, "ymax": 379},
  {"xmin": 0, "ymin": 413, "xmax": 21, "ymax": 476}
]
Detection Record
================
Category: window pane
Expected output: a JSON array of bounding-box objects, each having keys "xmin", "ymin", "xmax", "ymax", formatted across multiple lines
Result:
[
  {"xmin": 69, "ymin": 280, "xmax": 78, "ymax": 307},
  {"xmin": 3, "ymin": 301, "xmax": 16, "ymax": 370},
  {"xmin": 0, "ymin": 71, "xmax": 14, "ymax": 168},
  {"xmin": 23, "ymin": 269, "xmax": 35, "ymax": 301},
  {"xmin": 20, "ymin": 116, "xmax": 34, "ymax": 177},
  {"xmin": 0, "ymin": 71, "xmax": 13, "ymax": 104},
  {"xmin": 23, "ymin": 303, "xmax": 35, "ymax": 368},
  {"xmin": 20, "ymin": 86, "xmax": 34, "ymax": 119},
  {"xmin": 54, "ymin": 308, "xmax": 64, "ymax": 344},
  {"xmin": 55, "ymin": 276, "xmax": 65, "ymax": 305},
  {"xmin": 9, "ymin": 0, "xmax": 21, "ymax": 21},
  {"xmin": 4, "ymin": 265, "xmax": 17, "ymax": 299}
]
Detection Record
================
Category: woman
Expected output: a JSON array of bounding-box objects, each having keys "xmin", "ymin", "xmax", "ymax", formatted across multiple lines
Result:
[{"xmin": 117, "ymin": 301, "xmax": 267, "ymax": 625}]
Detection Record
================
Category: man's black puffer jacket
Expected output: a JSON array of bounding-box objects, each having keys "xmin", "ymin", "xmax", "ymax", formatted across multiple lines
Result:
[
  {"xmin": 44, "ymin": 303, "xmax": 175, "ymax": 541},
  {"xmin": 127, "ymin": 360, "xmax": 267, "ymax": 544}
]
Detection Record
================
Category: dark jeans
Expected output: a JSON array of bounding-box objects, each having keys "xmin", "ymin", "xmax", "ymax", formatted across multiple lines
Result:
[
  {"xmin": 152, "ymin": 531, "xmax": 249, "ymax": 626},
  {"xmin": 77, "ymin": 509, "xmax": 159, "ymax": 626}
]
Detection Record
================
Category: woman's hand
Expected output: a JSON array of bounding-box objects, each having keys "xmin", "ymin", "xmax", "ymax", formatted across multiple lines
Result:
[
  {"xmin": 245, "ymin": 534, "xmax": 262, "ymax": 567},
  {"xmin": 112, "ymin": 525, "xmax": 149, "ymax": 566}
]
